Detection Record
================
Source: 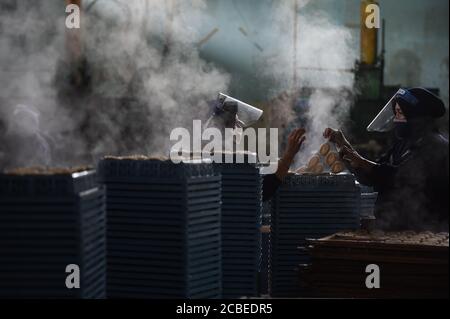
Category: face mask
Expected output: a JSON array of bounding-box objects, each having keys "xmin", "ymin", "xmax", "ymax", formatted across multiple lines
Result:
[{"xmin": 393, "ymin": 122, "xmax": 412, "ymax": 140}]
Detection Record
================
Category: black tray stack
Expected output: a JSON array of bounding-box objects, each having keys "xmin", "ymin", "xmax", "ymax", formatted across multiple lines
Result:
[
  {"xmin": 0, "ymin": 169, "xmax": 106, "ymax": 299},
  {"xmin": 359, "ymin": 185, "xmax": 378, "ymax": 219},
  {"xmin": 260, "ymin": 201, "xmax": 272, "ymax": 296},
  {"xmin": 98, "ymin": 158, "xmax": 222, "ymax": 299},
  {"xmin": 270, "ymin": 174, "xmax": 361, "ymax": 297},
  {"xmin": 213, "ymin": 156, "xmax": 262, "ymax": 299}
]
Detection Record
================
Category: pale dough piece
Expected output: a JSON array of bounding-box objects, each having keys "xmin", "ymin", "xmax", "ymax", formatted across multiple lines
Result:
[
  {"xmin": 296, "ymin": 166, "xmax": 308, "ymax": 174},
  {"xmin": 312, "ymin": 163, "xmax": 324, "ymax": 174},
  {"xmin": 331, "ymin": 161, "xmax": 345, "ymax": 174},
  {"xmin": 326, "ymin": 152, "xmax": 339, "ymax": 166},
  {"xmin": 308, "ymin": 155, "xmax": 320, "ymax": 169},
  {"xmin": 319, "ymin": 143, "xmax": 331, "ymax": 156}
]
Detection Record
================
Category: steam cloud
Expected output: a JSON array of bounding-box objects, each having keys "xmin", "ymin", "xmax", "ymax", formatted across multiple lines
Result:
[
  {"xmin": 262, "ymin": 1, "xmax": 357, "ymax": 167},
  {"xmin": 0, "ymin": 0, "xmax": 230, "ymax": 169},
  {"xmin": 0, "ymin": 0, "xmax": 356, "ymax": 170}
]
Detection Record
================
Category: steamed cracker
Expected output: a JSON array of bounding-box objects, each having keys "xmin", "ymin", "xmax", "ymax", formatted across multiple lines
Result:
[
  {"xmin": 331, "ymin": 161, "xmax": 345, "ymax": 174},
  {"xmin": 296, "ymin": 166, "xmax": 308, "ymax": 174},
  {"xmin": 312, "ymin": 163, "xmax": 324, "ymax": 174},
  {"xmin": 296, "ymin": 141, "xmax": 347, "ymax": 175},
  {"xmin": 319, "ymin": 143, "xmax": 331, "ymax": 156},
  {"xmin": 307, "ymin": 155, "xmax": 320, "ymax": 169},
  {"xmin": 325, "ymin": 151, "xmax": 339, "ymax": 166}
]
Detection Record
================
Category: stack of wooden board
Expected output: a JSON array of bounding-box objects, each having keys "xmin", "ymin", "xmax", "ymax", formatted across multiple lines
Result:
[{"xmin": 300, "ymin": 231, "xmax": 449, "ymax": 298}]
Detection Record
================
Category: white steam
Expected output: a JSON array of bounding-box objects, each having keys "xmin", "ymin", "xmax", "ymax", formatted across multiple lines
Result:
[
  {"xmin": 262, "ymin": 1, "xmax": 357, "ymax": 167},
  {"xmin": 0, "ymin": 0, "xmax": 358, "ymax": 170},
  {"xmin": 0, "ymin": 0, "xmax": 230, "ymax": 169}
]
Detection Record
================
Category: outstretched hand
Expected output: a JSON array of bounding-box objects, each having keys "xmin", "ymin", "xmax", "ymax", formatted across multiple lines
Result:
[
  {"xmin": 276, "ymin": 128, "xmax": 307, "ymax": 181},
  {"xmin": 339, "ymin": 145, "xmax": 375, "ymax": 174},
  {"xmin": 323, "ymin": 128, "xmax": 347, "ymax": 148},
  {"xmin": 285, "ymin": 128, "xmax": 306, "ymax": 159}
]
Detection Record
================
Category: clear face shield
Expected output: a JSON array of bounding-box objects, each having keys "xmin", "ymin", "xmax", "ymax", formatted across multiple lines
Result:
[
  {"xmin": 204, "ymin": 93, "xmax": 263, "ymax": 145},
  {"xmin": 205, "ymin": 93, "xmax": 263, "ymax": 129},
  {"xmin": 366, "ymin": 88, "xmax": 419, "ymax": 132},
  {"xmin": 215, "ymin": 93, "xmax": 263, "ymax": 129},
  {"xmin": 9, "ymin": 104, "xmax": 40, "ymax": 136}
]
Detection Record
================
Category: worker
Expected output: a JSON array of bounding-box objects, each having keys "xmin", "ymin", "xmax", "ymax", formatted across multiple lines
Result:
[
  {"xmin": 262, "ymin": 128, "xmax": 306, "ymax": 201},
  {"xmin": 3, "ymin": 104, "xmax": 53, "ymax": 169},
  {"xmin": 324, "ymin": 87, "xmax": 449, "ymax": 232},
  {"xmin": 207, "ymin": 93, "xmax": 307, "ymax": 201}
]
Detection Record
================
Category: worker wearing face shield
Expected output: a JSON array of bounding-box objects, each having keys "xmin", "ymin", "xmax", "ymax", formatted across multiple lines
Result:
[
  {"xmin": 2, "ymin": 104, "xmax": 54, "ymax": 169},
  {"xmin": 208, "ymin": 94, "xmax": 307, "ymax": 201},
  {"xmin": 325, "ymin": 88, "xmax": 449, "ymax": 232}
]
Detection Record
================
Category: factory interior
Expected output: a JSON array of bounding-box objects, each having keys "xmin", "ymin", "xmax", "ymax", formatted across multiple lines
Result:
[{"xmin": 0, "ymin": 0, "xmax": 448, "ymax": 300}]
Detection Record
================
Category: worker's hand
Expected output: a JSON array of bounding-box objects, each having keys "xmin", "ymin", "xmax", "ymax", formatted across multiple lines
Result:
[
  {"xmin": 284, "ymin": 128, "xmax": 306, "ymax": 159},
  {"xmin": 323, "ymin": 128, "xmax": 348, "ymax": 148},
  {"xmin": 276, "ymin": 128, "xmax": 306, "ymax": 181},
  {"xmin": 340, "ymin": 146, "xmax": 373, "ymax": 172}
]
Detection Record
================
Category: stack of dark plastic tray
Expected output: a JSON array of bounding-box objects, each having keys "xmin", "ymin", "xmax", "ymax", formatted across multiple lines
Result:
[
  {"xmin": 359, "ymin": 185, "xmax": 378, "ymax": 219},
  {"xmin": 269, "ymin": 174, "xmax": 361, "ymax": 297},
  {"xmin": 360, "ymin": 192, "xmax": 377, "ymax": 217},
  {"xmin": 213, "ymin": 157, "xmax": 262, "ymax": 299},
  {"xmin": 98, "ymin": 158, "xmax": 222, "ymax": 299},
  {"xmin": 358, "ymin": 184, "xmax": 378, "ymax": 230},
  {"xmin": 0, "ymin": 169, "xmax": 106, "ymax": 299},
  {"xmin": 260, "ymin": 201, "xmax": 272, "ymax": 296}
]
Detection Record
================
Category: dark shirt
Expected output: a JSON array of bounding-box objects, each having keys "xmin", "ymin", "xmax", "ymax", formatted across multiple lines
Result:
[
  {"xmin": 262, "ymin": 125, "xmax": 449, "ymax": 232},
  {"xmin": 366, "ymin": 130, "xmax": 449, "ymax": 232}
]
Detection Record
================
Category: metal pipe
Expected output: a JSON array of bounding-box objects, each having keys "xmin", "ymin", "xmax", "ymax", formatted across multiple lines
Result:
[
  {"xmin": 360, "ymin": 0, "xmax": 378, "ymax": 65},
  {"xmin": 65, "ymin": 0, "xmax": 82, "ymax": 63}
]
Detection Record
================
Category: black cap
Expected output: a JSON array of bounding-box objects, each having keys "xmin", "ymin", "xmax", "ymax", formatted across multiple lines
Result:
[{"xmin": 396, "ymin": 87, "xmax": 446, "ymax": 119}]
